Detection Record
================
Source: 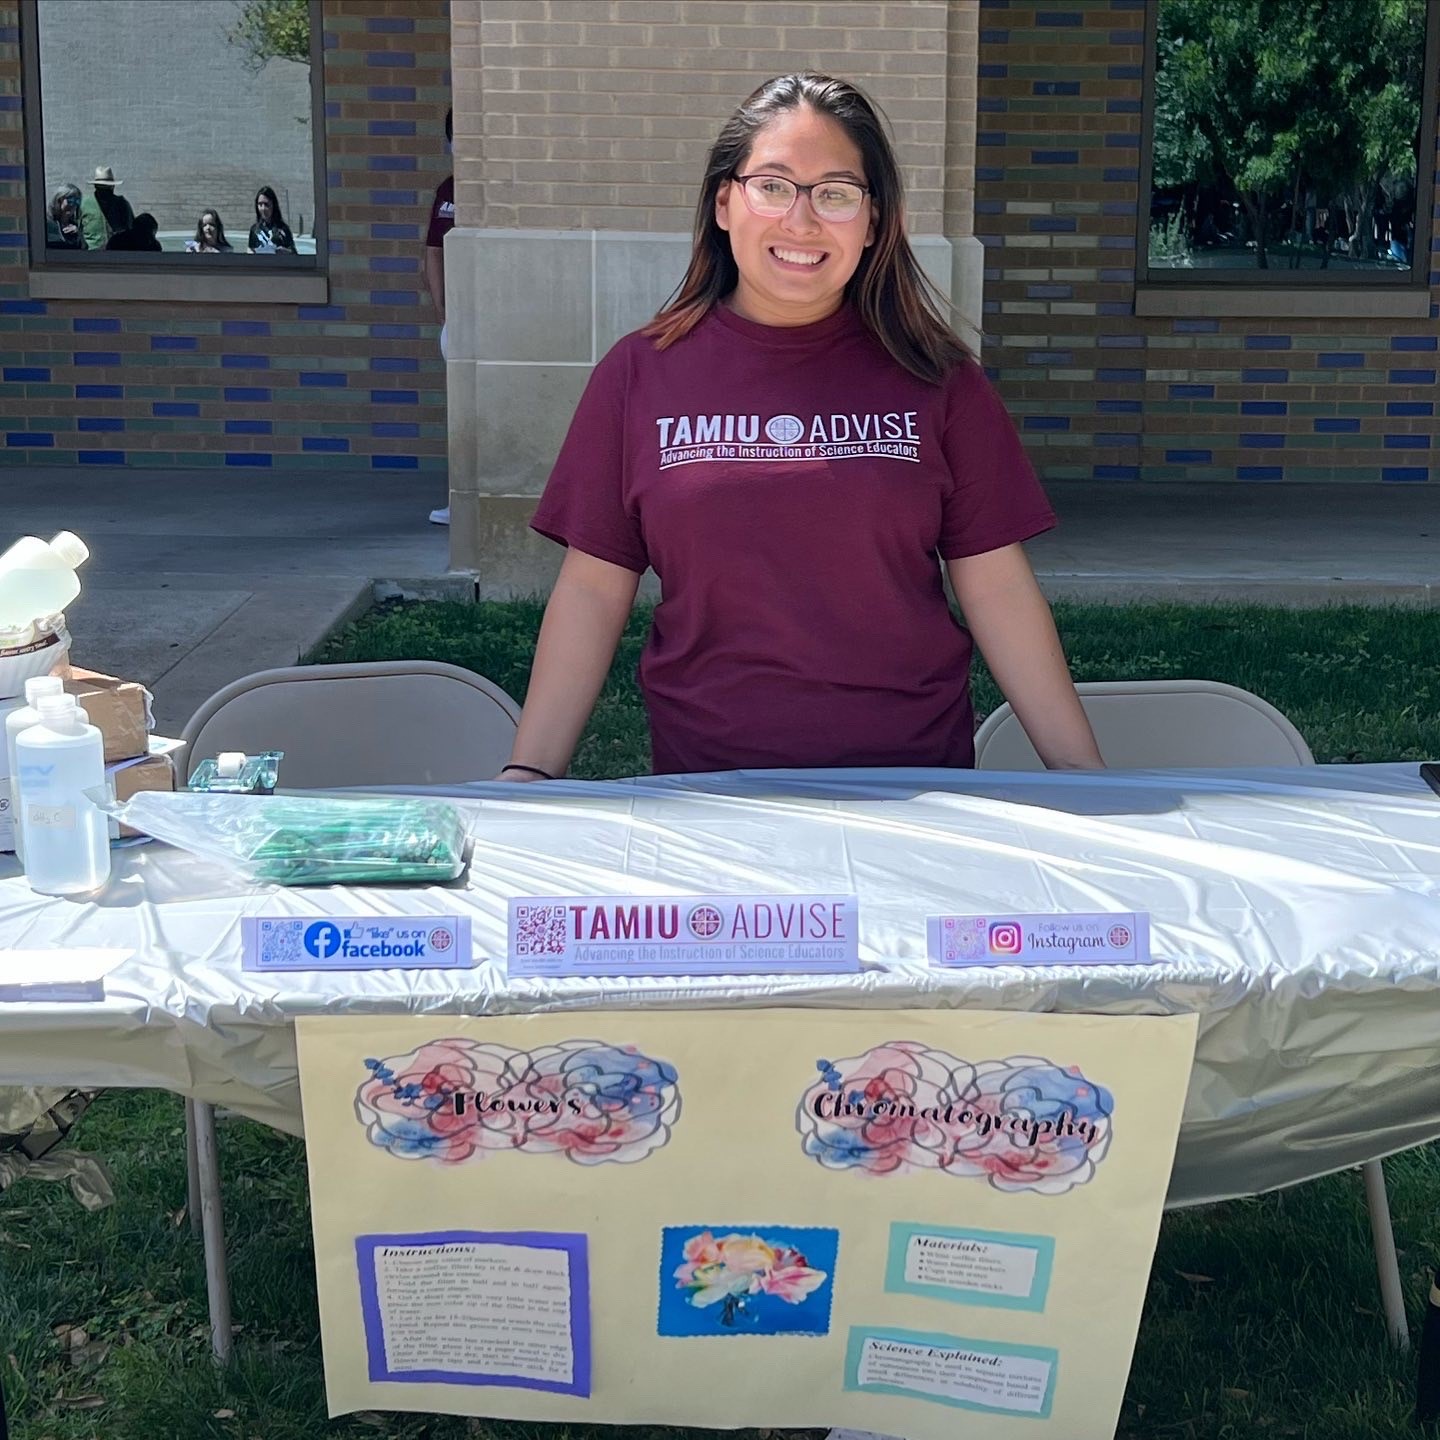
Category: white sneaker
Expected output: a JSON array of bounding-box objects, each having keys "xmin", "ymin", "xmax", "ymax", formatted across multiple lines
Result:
[{"xmin": 429, "ymin": 505, "xmax": 450, "ymax": 525}]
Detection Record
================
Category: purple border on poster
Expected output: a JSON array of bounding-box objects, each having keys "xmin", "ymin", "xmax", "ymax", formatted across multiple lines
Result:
[{"xmin": 355, "ymin": 1229, "xmax": 591, "ymax": 1396}]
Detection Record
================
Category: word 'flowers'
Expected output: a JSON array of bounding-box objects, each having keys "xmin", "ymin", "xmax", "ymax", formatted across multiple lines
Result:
[
  {"xmin": 356, "ymin": 1036, "xmax": 680, "ymax": 1166},
  {"xmin": 797, "ymin": 1042, "xmax": 1113, "ymax": 1194}
]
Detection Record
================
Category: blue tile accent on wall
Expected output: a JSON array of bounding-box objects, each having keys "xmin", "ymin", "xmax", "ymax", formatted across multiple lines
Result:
[
  {"xmin": 1103, "ymin": 167, "xmax": 1140, "ymax": 182},
  {"xmin": 303, "ymin": 436, "xmax": 350, "ymax": 453},
  {"xmin": 372, "ymin": 454, "xmax": 419, "ymax": 469},
  {"xmin": 1242, "ymin": 401, "xmax": 1288, "ymax": 415},
  {"xmin": 1096, "ymin": 432, "xmax": 1141, "ymax": 446},
  {"xmin": 1029, "ymin": 217, "xmax": 1077, "ymax": 232},
  {"xmin": 1096, "ymin": 399, "xmax": 1142, "ymax": 413},
  {"xmin": 1314, "ymin": 418, "xmax": 1360, "ymax": 433},
  {"xmin": 1109, "ymin": 28, "xmax": 1145, "ymax": 43},
  {"xmin": 1105, "ymin": 133, "xmax": 1141, "ymax": 148},
  {"xmin": 1108, "ymin": 64, "xmax": 1143, "ymax": 80},
  {"xmin": 223, "ymin": 387, "xmax": 271, "ymax": 403},
  {"xmin": 978, "ymin": 63, "xmax": 1008, "ymax": 78},
  {"xmin": 154, "ymin": 402, "xmax": 199, "ymax": 417},
  {"xmin": 1240, "ymin": 433, "xmax": 1286, "ymax": 448},
  {"xmin": 1093, "ymin": 464, "xmax": 1140, "ymax": 478},
  {"xmin": 222, "ymin": 320, "xmax": 271, "ymax": 336},
  {"xmin": 371, "ymin": 389, "xmax": 419, "ymax": 404},
  {"xmin": 1388, "ymin": 401, "xmax": 1434, "ymax": 416},
  {"xmin": 367, "ymin": 154, "xmax": 419, "ymax": 170},
  {"xmin": 222, "ymin": 354, "xmax": 270, "ymax": 369},
  {"xmin": 6, "ymin": 433, "xmax": 53, "ymax": 446},
  {"xmin": 1106, "ymin": 99, "xmax": 1142, "ymax": 113},
  {"xmin": 1166, "ymin": 449, "xmax": 1212, "ymax": 463},
  {"xmin": 1382, "ymin": 467, "xmax": 1429, "ymax": 482},
  {"xmin": 371, "ymin": 223, "xmax": 422, "ymax": 239},
  {"xmin": 151, "ymin": 336, "xmax": 197, "ymax": 351},
  {"xmin": 976, "ymin": 167, "xmax": 1004, "ymax": 182},
  {"xmin": 977, "ymin": 131, "xmax": 1006, "ymax": 147},
  {"xmin": 1169, "ymin": 384, "xmax": 1213, "ymax": 399},
  {"xmin": 1023, "ymin": 416, "xmax": 1070, "ymax": 430},
  {"xmin": 1034, "ymin": 80, "xmax": 1080, "ymax": 95},
  {"xmin": 368, "ymin": 190, "xmax": 419, "ymax": 207},
  {"xmin": 370, "ymin": 256, "xmax": 419, "ymax": 273},
  {"xmin": 1098, "ymin": 368, "xmax": 1144, "ymax": 383},
  {"xmin": 1171, "ymin": 318, "xmax": 1219, "ymax": 334},
  {"xmin": 1391, "ymin": 335, "xmax": 1438, "ymax": 350},
  {"xmin": 78, "ymin": 417, "xmax": 124, "ymax": 432},
  {"xmin": 977, "ymin": 97, "xmax": 1007, "ymax": 113},
  {"xmin": 371, "ymin": 356, "xmax": 420, "ymax": 371},
  {"xmin": 371, "ymin": 422, "xmax": 420, "ymax": 437},
  {"xmin": 1318, "ymin": 352, "xmax": 1365, "ymax": 367},
  {"xmin": 225, "ymin": 420, "xmax": 272, "ymax": 435},
  {"xmin": 3, "ymin": 367, "xmax": 48, "ymax": 382},
  {"xmin": 73, "ymin": 317, "xmax": 121, "ymax": 333},
  {"xmin": 1238, "ymin": 466, "xmax": 1284, "ymax": 480},
  {"xmin": 1390, "ymin": 368, "xmax": 1437, "ymax": 384},
  {"xmin": 1027, "ymin": 284, "xmax": 1074, "ymax": 299},
  {"xmin": 1033, "ymin": 150, "xmax": 1080, "ymax": 164},
  {"xmin": 78, "ymin": 451, "xmax": 125, "ymax": 465},
  {"xmin": 980, "ymin": 29, "xmax": 1009, "ymax": 43},
  {"xmin": 74, "ymin": 352, "xmax": 121, "ymax": 366},
  {"xmin": 369, "ymin": 289, "xmax": 415, "ymax": 306},
  {"xmin": 366, "ymin": 51, "xmax": 415, "ymax": 66},
  {"xmin": 1242, "ymin": 368, "xmax": 1288, "ymax": 383},
  {"xmin": 300, "ymin": 372, "xmax": 348, "ymax": 387},
  {"xmin": 366, "ymin": 15, "xmax": 415, "ymax": 30},
  {"xmin": 1099, "ymin": 267, "xmax": 1135, "ymax": 282},
  {"xmin": 1384, "ymin": 434, "xmax": 1431, "ymax": 448},
  {"xmin": 225, "ymin": 453, "xmax": 273, "ymax": 466},
  {"xmin": 1245, "ymin": 335, "xmax": 1291, "ymax": 349},
  {"xmin": 367, "ymin": 85, "xmax": 416, "ymax": 101},
  {"xmin": 370, "ymin": 324, "xmax": 420, "ymax": 339},
  {"xmin": 77, "ymin": 384, "xmax": 121, "ymax": 399},
  {"xmin": 1, "ymin": 301, "xmax": 46, "ymax": 314},
  {"xmin": 1037, "ymin": 11, "xmax": 1083, "ymax": 25},
  {"xmin": 298, "ymin": 305, "xmax": 346, "ymax": 321}
]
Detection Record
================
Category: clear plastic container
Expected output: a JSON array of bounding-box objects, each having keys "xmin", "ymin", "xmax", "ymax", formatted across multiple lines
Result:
[
  {"xmin": 15, "ymin": 692, "xmax": 110, "ymax": 896},
  {"xmin": 4, "ymin": 673, "xmax": 66, "ymax": 863},
  {"xmin": 0, "ymin": 532, "xmax": 89, "ymax": 633}
]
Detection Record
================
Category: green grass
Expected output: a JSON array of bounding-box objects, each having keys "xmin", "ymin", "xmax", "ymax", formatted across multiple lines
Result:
[{"xmin": 6, "ymin": 598, "xmax": 1440, "ymax": 1438}]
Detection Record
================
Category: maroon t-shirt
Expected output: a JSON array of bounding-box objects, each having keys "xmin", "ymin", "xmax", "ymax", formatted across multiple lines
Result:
[
  {"xmin": 531, "ymin": 302, "xmax": 1055, "ymax": 774},
  {"xmin": 426, "ymin": 176, "xmax": 454, "ymax": 248}
]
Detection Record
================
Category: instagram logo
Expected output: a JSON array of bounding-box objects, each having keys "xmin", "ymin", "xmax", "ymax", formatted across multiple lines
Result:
[{"xmin": 988, "ymin": 922, "xmax": 1023, "ymax": 955}]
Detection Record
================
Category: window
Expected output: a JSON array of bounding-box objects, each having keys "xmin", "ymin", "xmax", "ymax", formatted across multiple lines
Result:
[
  {"xmin": 20, "ymin": 0, "xmax": 325, "ymax": 279},
  {"xmin": 1139, "ymin": 0, "xmax": 1439, "ymax": 286}
]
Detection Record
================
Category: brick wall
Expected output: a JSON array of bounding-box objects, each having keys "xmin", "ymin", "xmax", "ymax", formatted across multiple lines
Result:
[
  {"xmin": 0, "ymin": 0, "xmax": 451, "ymax": 474},
  {"xmin": 977, "ymin": 0, "xmax": 1438, "ymax": 484},
  {"xmin": 467, "ymin": 0, "xmax": 949, "ymax": 234}
]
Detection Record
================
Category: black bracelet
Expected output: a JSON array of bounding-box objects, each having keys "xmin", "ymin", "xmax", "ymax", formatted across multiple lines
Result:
[{"xmin": 501, "ymin": 763, "xmax": 556, "ymax": 781}]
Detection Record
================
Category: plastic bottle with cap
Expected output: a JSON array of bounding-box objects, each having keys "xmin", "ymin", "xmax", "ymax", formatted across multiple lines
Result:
[
  {"xmin": 15, "ymin": 691, "xmax": 110, "ymax": 896},
  {"xmin": 4, "ymin": 673, "xmax": 66, "ymax": 863},
  {"xmin": 0, "ymin": 532, "xmax": 90, "ymax": 634}
]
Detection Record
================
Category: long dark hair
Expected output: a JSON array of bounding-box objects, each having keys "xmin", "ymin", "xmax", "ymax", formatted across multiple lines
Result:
[
  {"xmin": 193, "ymin": 209, "xmax": 232, "ymax": 250},
  {"xmin": 644, "ymin": 73, "xmax": 970, "ymax": 384},
  {"xmin": 254, "ymin": 185, "xmax": 286, "ymax": 228}
]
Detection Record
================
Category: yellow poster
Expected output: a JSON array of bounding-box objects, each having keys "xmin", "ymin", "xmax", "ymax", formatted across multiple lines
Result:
[{"xmin": 297, "ymin": 1008, "xmax": 1197, "ymax": 1439}]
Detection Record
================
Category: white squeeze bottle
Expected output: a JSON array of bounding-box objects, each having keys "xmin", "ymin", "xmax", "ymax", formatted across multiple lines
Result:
[
  {"xmin": 0, "ymin": 532, "xmax": 89, "ymax": 631},
  {"xmin": 15, "ymin": 692, "xmax": 110, "ymax": 896},
  {"xmin": 4, "ymin": 672, "xmax": 66, "ymax": 863}
]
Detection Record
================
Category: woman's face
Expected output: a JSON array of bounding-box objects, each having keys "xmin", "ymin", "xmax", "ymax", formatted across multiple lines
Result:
[
  {"xmin": 257, "ymin": 193, "xmax": 273, "ymax": 222},
  {"xmin": 715, "ymin": 105, "xmax": 877, "ymax": 328},
  {"xmin": 201, "ymin": 215, "xmax": 219, "ymax": 241}
]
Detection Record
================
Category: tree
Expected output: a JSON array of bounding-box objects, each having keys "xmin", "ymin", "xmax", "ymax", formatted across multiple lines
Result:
[
  {"xmin": 1154, "ymin": 0, "xmax": 1426, "ymax": 268},
  {"xmin": 227, "ymin": 0, "xmax": 311, "ymax": 72}
]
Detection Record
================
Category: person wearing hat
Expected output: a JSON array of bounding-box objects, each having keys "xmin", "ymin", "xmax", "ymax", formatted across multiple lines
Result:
[{"xmin": 79, "ymin": 166, "xmax": 135, "ymax": 251}]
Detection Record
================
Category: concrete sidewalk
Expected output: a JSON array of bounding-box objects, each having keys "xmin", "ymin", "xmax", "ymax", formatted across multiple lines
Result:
[{"xmin": 3, "ymin": 466, "xmax": 1436, "ymax": 734}]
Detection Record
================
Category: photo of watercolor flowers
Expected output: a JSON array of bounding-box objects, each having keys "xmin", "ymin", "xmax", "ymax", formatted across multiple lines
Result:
[{"xmin": 658, "ymin": 1225, "xmax": 838, "ymax": 1338}]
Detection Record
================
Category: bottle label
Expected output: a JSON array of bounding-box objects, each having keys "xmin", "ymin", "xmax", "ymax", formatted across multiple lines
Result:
[{"xmin": 27, "ymin": 802, "xmax": 75, "ymax": 830}]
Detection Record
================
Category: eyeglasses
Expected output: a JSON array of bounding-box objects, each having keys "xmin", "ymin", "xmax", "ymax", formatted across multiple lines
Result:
[{"xmin": 733, "ymin": 173, "xmax": 870, "ymax": 223}]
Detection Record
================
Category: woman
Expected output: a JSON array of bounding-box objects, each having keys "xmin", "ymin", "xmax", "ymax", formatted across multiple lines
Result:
[
  {"xmin": 186, "ymin": 209, "xmax": 232, "ymax": 253},
  {"xmin": 46, "ymin": 184, "xmax": 85, "ymax": 249},
  {"xmin": 247, "ymin": 186, "xmax": 296, "ymax": 254},
  {"xmin": 500, "ymin": 73, "xmax": 1102, "ymax": 782}
]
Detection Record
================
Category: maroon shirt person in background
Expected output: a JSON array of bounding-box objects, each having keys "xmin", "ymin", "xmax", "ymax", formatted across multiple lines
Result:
[
  {"xmin": 425, "ymin": 107, "xmax": 455, "ymax": 525},
  {"xmin": 502, "ymin": 72, "xmax": 1103, "ymax": 782}
]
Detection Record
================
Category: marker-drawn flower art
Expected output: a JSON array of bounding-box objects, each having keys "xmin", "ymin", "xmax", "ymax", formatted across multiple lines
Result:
[
  {"xmin": 797, "ymin": 1044, "xmax": 1113, "ymax": 1195},
  {"xmin": 355, "ymin": 1037, "xmax": 680, "ymax": 1166},
  {"xmin": 659, "ymin": 1226, "xmax": 839, "ymax": 1337}
]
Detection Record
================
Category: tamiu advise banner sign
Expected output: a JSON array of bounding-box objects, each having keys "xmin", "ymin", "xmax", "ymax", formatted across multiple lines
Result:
[{"xmin": 297, "ymin": 1009, "xmax": 1197, "ymax": 1439}]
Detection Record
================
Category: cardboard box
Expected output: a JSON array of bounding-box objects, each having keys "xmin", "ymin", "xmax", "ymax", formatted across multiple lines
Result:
[
  {"xmin": 63, "ymin": 667, "xmax": 152, "ymax": 763},
  {"xmin": 110, "ymin": 747, "xmax": 178, "ymax": 838}
]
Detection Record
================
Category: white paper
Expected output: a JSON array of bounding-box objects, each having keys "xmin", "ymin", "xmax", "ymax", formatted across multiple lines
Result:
[
  {"xmin": 857, "ymin": 1336, "xmax": 1051, "ymax": 1414},
  {"xmin": 0, "ymin": 947, "xmax": 130, "ymax": 1001},
  {"xmin": 904, "ymin": 1233, "xmax": 1038, "ymax": 1299},
  {"xmin": 375, "ymin": 1241, "xmax": 573, "ymax": 1383}
]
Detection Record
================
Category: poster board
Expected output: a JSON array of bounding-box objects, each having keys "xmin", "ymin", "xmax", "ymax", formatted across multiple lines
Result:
[{"xmin": 298, "ymin": 1008, "xmax": 1197, "ymax": 1439}]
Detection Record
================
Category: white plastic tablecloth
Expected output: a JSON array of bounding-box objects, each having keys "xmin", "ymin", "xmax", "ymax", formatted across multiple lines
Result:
[{"xmin": 1, "ymin": 763, "xmax": 1437, "ymax": 1207}]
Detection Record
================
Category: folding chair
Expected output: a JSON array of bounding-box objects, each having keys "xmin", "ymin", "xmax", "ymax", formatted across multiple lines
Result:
[
  {"xmin": 177, "ymin": 659, "xmax": 522, "ymax": 1361},
  {"xmin": 974, "ymin": 678, "xmax": 1408, "ymax": 1348}
]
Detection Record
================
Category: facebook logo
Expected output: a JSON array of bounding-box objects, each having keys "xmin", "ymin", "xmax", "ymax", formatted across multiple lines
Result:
[{"xmin": 304, "ymin": 921, "xmax": 344, "ymax": 960}]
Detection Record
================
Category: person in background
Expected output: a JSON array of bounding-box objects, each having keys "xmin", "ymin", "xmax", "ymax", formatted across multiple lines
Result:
[
  {"xmin": 425, "ymin": 106, "xmax": 455, "ymax": 525},
  {"xmin": 46, "ymin": 184, "xmax": 86, "ymax": 249},
  {"xmin": 248, "ymin": 186, "xmax": 296, "ymax": 254},
  {"xmin": 79, "ymin": 165, "xmax": 134, "ymax": 251},
  {"xmin": 106, "ymin": 212, "xmax": 163, "ymax": 252},
  {"xmin": 186, "ymin": 209, "xmax": 233, "ymax": 253},
  {"xmin": 499, "ymin": 72, "xmax": 1103, "ymax": 783}
]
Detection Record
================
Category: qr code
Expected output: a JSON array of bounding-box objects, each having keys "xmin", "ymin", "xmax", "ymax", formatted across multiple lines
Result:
[
  {"xmin": 514, "ymin": 904, "xmax": 569, "ymax": 957},
  {"xmin": 943, "ymin": 916, "xmax": 988, "ymax": 962},
  {"xmin": 257, "ymin": 919, "xmax": 308, "ymax": 964}
]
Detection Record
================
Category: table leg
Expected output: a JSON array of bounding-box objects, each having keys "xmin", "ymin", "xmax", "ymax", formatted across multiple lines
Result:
[
  {"xmin": 184, "ymin": 1098, "xmax": 201, "ymax": 1238},
  {"xmin": 1362, "ymin": 1158, "xmax": 1408, "ymax": 1349},
  {"xmin": 191, "ymin": 1100, "xmax": 233, "ymax": 1364}
]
